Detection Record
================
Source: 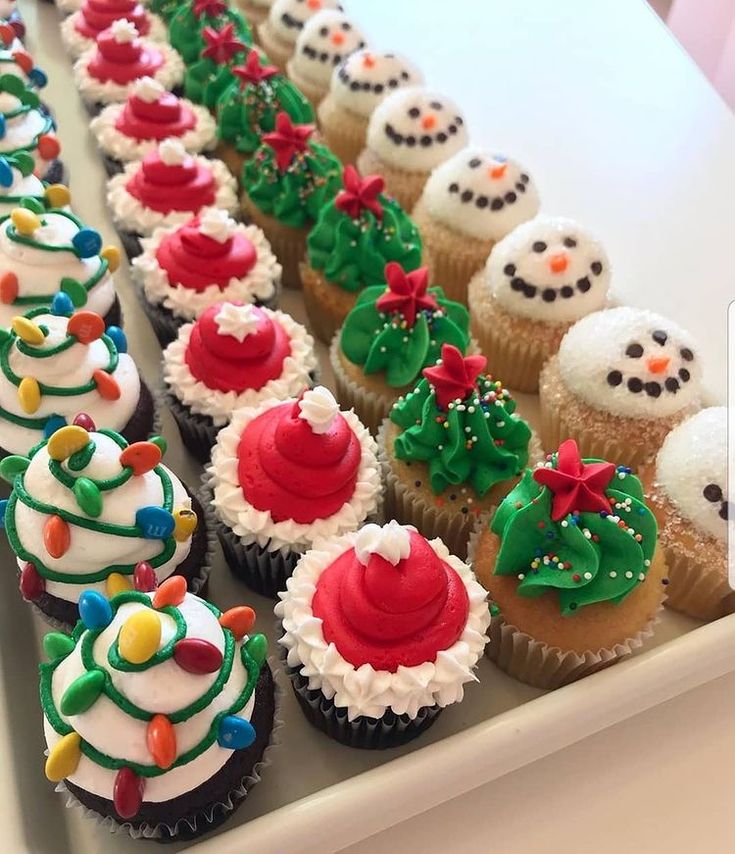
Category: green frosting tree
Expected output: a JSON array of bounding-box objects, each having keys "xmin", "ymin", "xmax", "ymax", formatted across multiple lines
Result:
[
  {"xmin": 184, "ymin": 22, "xmax": 251, "ymax": 110},
  {"xmin": 169, "ymin": 0, "xmax": 252, "ymax": 65},
  {"xmin": 148, "ymin": 0, "xmax": 185, "ymax": 23}
]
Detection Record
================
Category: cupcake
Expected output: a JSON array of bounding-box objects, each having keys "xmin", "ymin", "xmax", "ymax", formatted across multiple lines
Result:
[
  {"xmin": 132, "ymin": 207, "xmax": 280, "ymax": 345},
  {"xmin": 301, "ymin": 164, "xmax": 422, "ymax": 344},
  {"xmin": 379, "ymin": 343, "xmax": 535, "ymax": 558},
  {"xmin": 241, "ymin": 111, "xmax": 342, "ymax": 288},
  {"xmin": 414, "ymin": 148, "xmax": 541, "ymax": 305},
  {"xmin": 0, "ymin": 306, "xmax": 153, "ymax": 459},
  {"xmin": 1, "ymin": 422, "xmax": 209, "ymax": 626},
  {"xmin": 275, "ymin": 521, "xmax": 490, "ymax": 748},
  {"xmin": 648, "ymin": 407, "xmax": 733, "ymax": 621},
  {"xmin": 356, "ymin": 87, "xmax": 468, "ymax": 211},
  {"xmin": 168, "ymin": 0, "xmax": 252, "ymax": 65},
  {"xmin": 74, "ymin": 21, "xmax": 184, "ymax": 114},
  {"xmin": 0, "ymin": 199, "xmax": 122, "ymax": 330},
  {"xmin": 163, "ymin": 301, "xmax": 317, "ymax": 461},
  {"xmin": 471, "ymin": 438, "xmax": 667, "ymax": 689},
  {"xmin": 286, "ymin": 9, "xmax": 366, "ymax": 107},
  {"xmin": 214, "ymin": 47, "xmax": 314, "ymax": 177},
  {"xmin": 0, "ymin": 152, "xmax": 54, "ymax": 217},
  {"xmin": 106, "ymin": 137, "xmax": 238, "ymax": 260},
  {"xmin": 61, "ymin": 0, "xmax": 167, "ymax": 60},
  {"xmin": 183, "ymin": 22, "xmax": 250, "ymax": 111},
  {"xmin": 468, "ymin": 216, "xmax": 610, "ymax": 392},
  {"xmin": 0, "ymin": 33, "xmax": 48, "ymax": 90},
  {"xmin": 236, "ymin": 0, "xmax": 272, "ymax": 31},
  {"xmin": 539, "ymin": 306, "xmax": 702, "ymax": 472},
  {"xmin": 318, "ymin": 48, "xmax": 423, "ymax": 166},
  {"xmin": 39, "ymin": 587, "xmax": 274, "ymax": 840},
  {"xmin": 258, "ymin": 0, "xmax": 342, "ymax": 72},
  {"xmin": 0, "ymin": 1, "xmax": 23, "ymax": 40},
  {"xmin": 330, "ymin": 262, "xmax": 471, "ymax": 433},
  {"xmin": 208, "ymin": 385, "xmax": 381, "ymax": 597}
]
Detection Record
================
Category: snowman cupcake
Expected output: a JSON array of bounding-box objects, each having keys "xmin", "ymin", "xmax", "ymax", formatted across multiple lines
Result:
[
  {"xmin": 258, "ymin": 0, "xmax": 342, "ymax": 72},
  {"xmin": 413, "ymin": 148, "xmax": 540, "ymax": 305},
  {"xmin": 318, "ymin": 48, "xmax": 423, "ymax": 165},
  {"xmin": 469, "ymin": 216, "xmax": 610, "ymax": 392},
  {"xmin": 539, "ymin": 306, "xmax": 703, "ymax": 471},
  {"xmin": 286, "ymin": 9, "xmax": 366, "ymax": 107},
  {"xmin": 60, "ymin": 0, "xmax": 167, "ymax": 60},
  {"xmin": 357, "ymin": 87, "xmax": 469, "ymax": 211}
]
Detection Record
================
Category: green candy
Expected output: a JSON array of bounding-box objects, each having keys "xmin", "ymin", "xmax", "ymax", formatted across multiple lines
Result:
[
  {"xmin": 60, "ymin": 277, "xmax": 88, "ymax": 308},
  {"xmin": 0, "ymin": 454, "xmax": 30, "ymax": 483},
  {"xmin": 73, "ymin": 477, "xmax": 103, "ymax": 518},
  {"xmin": 21, "ymin": 198, "xmax": 45, "ymax": 215},
  {"xmin": 244, "ymin": 633, "xmax": 267, "ymax": 666},
  {"xmin": 43, "ymin": 632, "xmax": 75, "ymax": 662},
  {"xmin": 149, "ymin": 435, "xmax": 167, "ymax": 456},
  {"xmin": 59, "ymin": 669, "xmax": 106, "ymax": 716}
]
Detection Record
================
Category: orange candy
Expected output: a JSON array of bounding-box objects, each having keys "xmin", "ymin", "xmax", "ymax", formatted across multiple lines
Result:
[
  {"xmin": 0, "ymin": 272, "xmax": 18, "ymax": 304},
  {"xmin": 44, "ymin": 515, "xmax": 70, "ymax": 559},
  {"xmin": 119, "ymin": 442, "xmax": 162, "ymax": 476},
  {"xmin": 93, "ymin": 369, "xmax": 121, "ymax": 400},
  {"xmin": 11, "ymin": 50, "xmax": 34, "ymax": 74},
  {"xmin": 147, "ymin": 715, "xmax": 176, "ymax": 769},
  {"xmin": 219, "ymin": 606, "xmax": 256, "ymax": 640},
  {"xmin": 68, "ymin": 311, "xmax": 104, "ymax": 344},
  {"xmin": 38, "ymin": 134, "xmax": 61, "ymax": 161},
  {"xmin": 152, "ymin": 575, "xmax": 187, "ymax": 609}
]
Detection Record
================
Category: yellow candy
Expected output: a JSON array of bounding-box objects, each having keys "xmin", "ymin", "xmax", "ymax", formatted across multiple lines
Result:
[
  {"xmin": 118, "ymin": 609, "xmax": 161, "ymax": 664},
  {"xmin": 11, "ymin": 207, "xmax": 41, "ymax": 237},
  {"xmin": 47, "ymin": 425, "xmax": 90, "ymax": 461},
  {"xmin": 106, "ymin": 572, "xmax": 132, "ymax": 598},
  {"xmin": 173, "ymin": 508, "xmax": 198, "ymax": 543},
  {"xmin": 100, "ymin": 245, "xmax": 121, "ymax": 273},
  {"xmin": 18, "ymin": 376, "xmax": 41, "ymax": 414},
  {"xmin": 12, "ymin": 316, "xmax": 45, "ymax": 345},
  {"xmin": 45, "ymin": 732, "xmax": 81, "ymax": 782},
  {"xmin": 45, "ymin": 184, "xmax": 71, "ymax": 209}
]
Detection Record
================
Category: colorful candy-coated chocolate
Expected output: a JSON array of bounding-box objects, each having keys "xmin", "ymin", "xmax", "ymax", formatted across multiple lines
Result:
[
  {"xmin": 11, "ymin": 316, "xmax": 45, "ymax": 345},
  {"xmin": 29, "ymin": 67, "xmax": 49, "ymax": 88},
  {"xmin": 79, "ymin": 590, "xmax": 113, "ymax": 630},
  {"xmin": 18, "ymin": 376, "xmax": 41, "ymax": 413},
  {"xmin": 173, "ymin": 508, "xmax": 197, "ymax": 542},
  {"xmin": 0, "ymin": 497, "xmax": 6, "ymax": 527},
  {"xmin": 51, "ymin": 292, "xmax": 75, "ymax": 316},
  {"xmin": 106, "ymin": 572, "xmax": 132, "ymax": 598},
  {"xmin": 245, "ymin": 633, "xmax": 268, "ymax": 666},
  {"xmin": 147, "ymin": 715, "xmax": 176, "ymax": 769},
  {"xmin": 21, "ymin": 197, "xmax": 45, "ymax": 215},
  {"xmin": 93, "ymin": 369, "xmax": 121, "ymax": 400},
  {"xmin": 100, "ymin": 245, "xmax": 121, "ymax": 273},
  {"xmin": 118, "ymin": 609, "xmax": 162, "ymax": 664},
  {"xmin": 133, "ymin": 560, "xmax": 157, "ymax": 592},
  {"xmin": 45, "ymin": 184, "xmax": 70, "ymax": 208},
  {"xmin": 0, "ymin": 454, "xmax": 30, "ymax": 483},
  {"xmin": 72, "ymin": 227, "xmax": 102, "ymax": 259},
  {"xmin": 152, "ymin": 575, "xmax": 186, "ymax": 609},
  {"xmin": 60, "ymin": 277, "xmax": 87, "ymax": 309},
  {"xmin": 19, "ymin": 561, "xmax": 45, "ymax": 600},
  {"xmin": 68, "ymin": 311, "xmax": 105, "ymax": 344},
  {"xmin": 11, "ymin": 152, "xmax": 35, "ymax": 176},
  {"xmin": 219, "ymin": 606, "xmax": 256, "ymax": 641},
  {"xmin": 43, "ymin": 631, "xmax": 75, "ymax": 661},
  {"xmin": 38, "ymin": 134, "xmax": 61, "ymax": 161},
  {"xmin": 113, "ymin": 767, "xmax": 144, "ymax": 820},
  {"xmin": 173, "ymin": 638, "xmax": 223, "ymax": 674},
  {"xmin": 43, "ymin": 414, "xmax": 67, "ymax": 439},
  {"xmin": 60, "ymin": 669, "xmax": 105, "ymax": 716},
  {"xmin": 0, "ymin": 271, "xmax": 18, "ymax": 304},
  {"xmin": 47, "ymin": 425, "xmax": 90, "ymax": 461},
  {"xmin": 119, "ymin": 441, "xmax": 161, "ymax": 476},
  {"xmin": 0, "ymin": 114, "xmax": 5, "ymax": 140},
  {"xmin": 11, "ymin": 50, "xmax": 34, "ymax": 75},
  {"xmin": 45, "ymin": 732, "xmax": 81, "ymax": 783},
  {"xmin": 135, "ymin": 506, "xmax": 175, "ymax": 540},
  {"xmin": 11, "ymin": 207, "xmax": 40, "ymax": 236},
  {"xmin": 0, "ymin": 158, "xmax": 12, "ymax": 187},
  {"xmin": 72, "ymin": 412, "xmax": 96, "ymax": 431},
  {"xmin": 149, "ymin": 435, "xmax": 167, "ymax": 455},
  {"xmin": 73, "ymin": 476, "xmax": 103, "ymax": 518},
  {"xmin": 106, "ymin": 325, "xmax": 127, "ymax": 353},
  {"xmin": 217, "ymin": 715, "xmax": 256, "ymax": 750},
  {"xmin": 44, "ymin": 514, "xmax": 70, "ymax": 558}
]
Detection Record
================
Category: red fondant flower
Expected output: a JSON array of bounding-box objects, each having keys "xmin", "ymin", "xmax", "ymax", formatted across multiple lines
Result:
[
  {"xmin": 232, "ymin": 49, "xmax": 279, "ymax": 87},
  {"xmin": 335, "ymin": 165, "xmax": 385, "ymax": 221},
  {"xmin": 375, "ymin": 263, "xmax": 438, "ymax": 327},
  {"xmin": 533, "ymin": 439, "xmax": 616, "ymax": 521},
  {"xmin": 201, "ymin": 24, "xmax": 245, "ymax": 64},
  {"xmin": 262, "ymin": 112, "xmax": 315, "ymax": 172},
  {"xmin": 193, "ymin": 0, "xmax": 227, "ymax": 18},
  {"xmin": 423, "ymin": 344, "xmax": 487, "ymax": 409}
]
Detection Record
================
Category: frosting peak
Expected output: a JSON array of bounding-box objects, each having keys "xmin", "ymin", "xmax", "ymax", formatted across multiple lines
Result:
[
  {"xmin": 354, "ymin": 520, "xmax": 411, "ymax": 566},
  {"xmin": 110, "ymin": 18, "xmax": 139, "ymax": 43},
  {"xmin": 297, "ymin": 385, "xmax": 338, "ymax": 434},
  {"xmin": 214, "ymin": 301, "xmax": 259, "ymax": 341},
  {"xmin": 158, "ymin": 137, "xmax": 187, "ymax": 166},
  {"xmin": 199, "ymin": 207, "xmax": 236, "ymax": 243},
  {"xmin": 132, "ymin": 75, "xmax": 164, "ymax": 101}
]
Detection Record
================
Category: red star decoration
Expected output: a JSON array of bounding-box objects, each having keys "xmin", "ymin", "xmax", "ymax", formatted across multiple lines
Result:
[
  {"xmin": 423, "ymin": 344, "xmax": 487, "ymax": 408},
  {"xmin": 335, "ymin": 165, "xmax": 385, "ymax": 221},
  {"xmin": 533, "ymin": 439, "xmax": 616, "ymax": 521},
  {"xmin": 232, "ymin": 49, "xmax": 279, "ymax": 87},
  {"xmin": 193, "ymin": 0, "xmax": 227, "ymax": 18},
  {"xmin": 375, "ymin": 263, "xmax": 439, "ymax": 327},
  {"xmin": 262, "ymin": 112, "xmax": 315, "ymax": 172},
  {"xmin": 201, "ymin": 24, "xmax": 245, "ymax": 64}
]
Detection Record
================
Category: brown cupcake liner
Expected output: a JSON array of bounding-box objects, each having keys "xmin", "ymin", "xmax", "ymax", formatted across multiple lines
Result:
[
  {"xmin": 317, "ymin": 96, "xmax": 368, "ymax": 165},
  {"xmin": 256, "ymin": 23, "xmax": 293, "ymax": 72},
  {"xmin": 660, "ymin": 545, "xmax": 734, "ymax": 622},
  {"xmin": 241, "ymin": 193, "xmax": 308, "ymax": 289},
  {"xmin": 300, "ymin": 263, "xmax": 358, "ymax": 344},
  {"xmin": 356, "ymin": 148, "xmax": 427, "ymax": 212}
]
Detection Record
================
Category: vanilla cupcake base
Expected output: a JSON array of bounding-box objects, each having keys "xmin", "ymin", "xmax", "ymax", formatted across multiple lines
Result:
[
  {"xmin": 241, "ymin": 193, "xmax": 307, "ymax": 289},
  {"xmin": 356, "ymin": 147, "xmax": 428, "ymax": 212},
  {"xmin": 256, "ymin": 22, "xmax": 293, "ymax": 72},
  {"xmin": 285, "ymin": 63, "xmax": 326, "ymax": 109},
  {"xmin": 317, "ymin": 95, "xmax": 368, "ymax": 166},
  {"xmin": 236, "ymin": 0, "xmax": 271, "ymax": 30},
  {"xmin": 300, "ymin": 263, "xmax": 359, "ymax": 344}
]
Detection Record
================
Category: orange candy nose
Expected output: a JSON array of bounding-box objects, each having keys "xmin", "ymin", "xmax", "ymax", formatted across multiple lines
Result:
[
  {"xmin": 489, "ymin": 163, "xmax": 508, "ymax": 179},
  {"xmin": 362, "ymin": 53, "xmax": 376, "ymax": 68},
  {"xmin": 307, "ymin": 0, "xmax": 321, "ymax": 8},
  {"xmin": 331, "ymin": 32, "xmax": 345, "ymax": 46},
  {"xmin": 549, "ymin": 253, "xmax": 569, "ymax": 274},
  {"xmin": 421, "ymin": 114, "xmax": 437, "ymax": 130},
  {"xmin": 647, "ymin": 356, "xmax": 670, "ymax": 374}
]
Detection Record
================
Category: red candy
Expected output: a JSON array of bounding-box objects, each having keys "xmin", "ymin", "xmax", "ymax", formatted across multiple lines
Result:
[
  {"xmin": 219, "ymin": 606, "xmax": 256, "ymax": 640},
  {"xmin": 113, "ymin": 767, "xmax": 144, "ymax": 820},
  {"xmin": 37, "ymin": 134, "xmax": 61, "ymax": 161},
  {"xmin": 119, "ymin": 441, "xmax": 162, "ymax": 476},
  {"xmin": 19, "ymin": 562, "xmax": 45, "ymax": 601},
  {"xmin": 133, "ymin": 560, "xmax": 158, "ymax": 592},
  {"xmin": 173, "ymin": 638, "xmax": 224, "ymax": 674},
  {"xmin": 73, "ymin": 412, "xmax": 96, "ymax": 431},
  {"xmin": 11, "ymin": 49, "xmax": 34, "ymax": 75}
]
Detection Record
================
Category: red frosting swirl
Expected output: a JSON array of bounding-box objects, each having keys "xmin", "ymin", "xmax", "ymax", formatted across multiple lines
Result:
[
  {"xmin": 126, "ymin": 151, "xmax": 217, "ymax": 213},
  {"xmin": 237, "ymin": 401, "xmax": 361, "ymax": 524},
  {"xmin": 312, "ymin": 531, "xmax": 470, "ymax": 671},
  {"xmin": 115, "ymin": 91, "xmax": 196, "ymax": 141},
  {"xmin": 185, "ymin": 303, "xmax": 291, "ymax": 393},
  {"xmin": 87, "ymin": 28, "xmax": 164, "ymax": 85},
  {"xmin": 75, "ymin": 0, "xmax": 151, "ymax": 40}
]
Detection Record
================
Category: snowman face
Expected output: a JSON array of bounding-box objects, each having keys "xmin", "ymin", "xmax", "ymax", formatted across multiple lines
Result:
[
  {"xmin": 293, "ymin": 10, "xmax": 366, "ymax": 86},
  {"xmin": 656, "ymin": 407, "xmax": 728, "ymax": 541},
  {"xmin": 367, "ymin": 86, "xmax": 468, "ymax": 173},
  {"xmin": 558, "ymin": 306, "xmax": 702, "ymax": 419},
  {"xmin": 269, "ymin": 0, "xmax": 343, "ymax": 44},
  {"xmin": 332, "ymin": 49, "xmax": 423, "ymax": 118},
  {"xmin": 489, "ymin": 216, "xmax": 608, "ymax": 323},
  {"xmin": 423, "ymin": 147, "xmax": 540, "ymax": 242}
]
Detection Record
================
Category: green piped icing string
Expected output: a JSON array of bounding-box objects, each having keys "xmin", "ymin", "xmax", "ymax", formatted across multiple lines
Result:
[
  {"xmin": 168, "ymin": 1, "xmax": 252, "ymax": 65},
  {"xmin": 0, "ymin": 152, "xmax": 45, "ymax": 206},
  {"xmin": 0, "ymin": 74, "xmax": 53, "ymax": 157}
]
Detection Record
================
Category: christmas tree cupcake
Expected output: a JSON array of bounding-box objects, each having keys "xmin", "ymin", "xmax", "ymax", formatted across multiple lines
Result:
[
  {"xmin": 208, "ymin": 385, "xmax": 381, "ymax": 597},
  {"xmin": 275, "ymin": 521, "xmax": 490, "ymax": 748},
  {"xmin": 0, "ymin": 153, "xmax": 53, "ymax": 217},
  {"xmin": 471, "ymin": 439, "xmax": 667, "ymax": 689},
  {"xmin": 147, "ymin": 0, "xmax": 181, "ymax": 24},
  {"xmin": 237, "ymin": 0, "xmax": 272, "ymax": 31},
  {"xmin": 106, "ymin": 137, "xmax": 238, "ymax": 260},
  {"xmin": 331, "ymin": 262, "xmax": 471, "ymax": 433},
  {"xmin": 258, "ymin": 0, "xmax": 342, "ymax": 72},
  {"xmin": 357, "ymin": 87, "xmax": 468, "ymax": 211},
  {"xmin": 169, "ymin": 0, "xmax": 252, "ymax": 65},
  {"xmin": 183, "ymin": 22, "xmax": 250, "ymax": 112},
  {"xmin": 1, "ymin": 421, "xmax": 210, "ymax": 625},
  {"xmin": 90, "ymin": 77, "xmax": 217, "ymax": 177},
  {"xmin": 132, "ymin": 207, "xmax": 281, "ymax": 345},
  {"xmin": 163, "ymin": 301, "xmax": 317, "ymax": 462},
  {"xmin": 39, "ymin": 587, "xmax": 275, "ymax": 839},
  {"xmin": 319, "ymin": 48, "xmax": 423, "ymax": 166},
  {"xmin": 241, "ymin": 111, "xmax": 342, "ymax": 288},
  {"xmin": 379, "ymin": 344, "xmax": 536, "ymax": 558},
  {"xmin": 61, "ymin": 0, "xmax": 167, "ymax": 60},
  {"xmin": 286, "ymin": 9, "xmax": 366, "ymax": 107},
  {"xmin": 0, "ymin": 197, "xmax": 122, "ymax": 330},
  {"xmin": 301, "ymin": 164, "xmax": 422, "ymax": 343}
]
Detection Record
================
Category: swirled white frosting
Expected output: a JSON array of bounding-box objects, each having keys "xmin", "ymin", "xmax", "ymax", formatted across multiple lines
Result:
[
  {"xmin": 275, "ymin": 531, "xmax": 490, "ymax": 720},
  {"xmin": 163, "ymin": 310, "xmax": 317, "ymax": 426},
  {"xmin": 354, "ymin": 520, "xmax": 411, "ymax": 566},
  {"xmin": 297, "ymin": 385, "xmax": 338, "ymax": 434},
  {"xmin": 288, "ymin": 10, "xmax": 367, "ymax": 89},
  {"xmin": 265, "ymin": 0, "xmax": 342, "ymax": 46},
  {"xmin": 0, "ymin": 106, "xmax": 57, "ymax": 179},
  {"xmin": 330, "ymin": 49, "xmax": 423, "ymax": 119},
  {"xmin": 208, "ymin": 398, "xmax": 381, "ymax": 553},
  {"xmin": 213, "ymin": 302, "xmax": 259, "ymax": 339},
  {"xmin": 0, "ymin": 166, "xmax": 46, "ymax": 216},
  {"xmin": 60, "ymin": 10, "xmax": 167, "ymax": 60}
]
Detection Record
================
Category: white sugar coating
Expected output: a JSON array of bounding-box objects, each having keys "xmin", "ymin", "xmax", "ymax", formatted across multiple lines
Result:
[
  {"xmin": 656, "ymin": 407, "xmax": 727, "ymax": 542},
  {"xmin": 558, "ymin": 306, "xmax": 702, "ymax": 419},
  {"xmin": 330, "ymin": 49, "xmax": 423, "ymax": 118},
  {"xmin": 366, "ymin": 86, "xmax": 468, "ymax": 173},
  {"xmin": 291, "ymin": 10, "xmax": 367, "ymax": 87},
  {"xmin": 487, "ymin": 215, "xmax": 610, "ymax": 323},
  {"xmin": 267, "ymin": 0, "xmax": 343, "ymax": 45},
  {"xmin": 421, "ymin": 147, "xmax": 540, "ymax": 241}
]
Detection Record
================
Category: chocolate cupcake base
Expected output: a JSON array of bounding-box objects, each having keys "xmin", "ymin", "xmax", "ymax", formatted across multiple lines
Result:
[
  {"xmin": 102, "ymin": 295, "xmax": 123, "ymax": 329},
  {"xmin": 100, "ymin": 153, "xmax": 125, "ymax": 178},
  {"xmin": 217, "ymin": 523, "xmax": 299, "ymax": 599},
  {"xmin": 118, "ymin": 229, "xmax": 144, "ymax": 262},
  {"xmin": 168, "ymin": 394, "xmax": 220, "ymax": 465}
]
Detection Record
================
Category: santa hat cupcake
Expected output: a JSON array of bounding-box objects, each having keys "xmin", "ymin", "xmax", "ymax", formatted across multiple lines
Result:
[
  {"xmin": 169, "ymin": 0, "xmax": 252, "ymax": 65},
  {"xmin": 61, "ymin": 0, "xmax": 167, "ymax": 60},
  {"xmin": 258, "ymin": 0, "xmax": 343, "ymax": 72}
]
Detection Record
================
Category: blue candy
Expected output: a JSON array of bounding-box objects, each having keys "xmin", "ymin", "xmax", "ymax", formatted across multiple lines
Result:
[
  {"xmin": 43, "ymin": 415, "xmax": 67, "ymax": 439},
  {"xmin": 72, "ymin": 227, "xmax": 103, "ymax": 259},
  {"xmin": 135, "ymin": 506, "xmax": 175, "ymax": 540},
  {"xmin": 0, "ymin": 156, "xmax": 12, "ymax": 188},
  {"xmin": 217, "ymin": 716, "xmax": 256, "ymax": 750},
  {"xmin": 105, "ymin": 325, "xmax": 127, "ymax": 354},
  {"xmin": 78, "ymin": 590, "xmax": 113, "ymax": 631},
  {"xmin": 51, "ymin": 292, "xmax": 75, "ymax": 316},
  {"xmin": 29, "ymin": 68, "xmax": 48, "ymax": 89},
  {"xmin": 0, "ymin": 499, "xmax": 7, "ymax": 530},
  {"xmin": 0, "ymin": 115, "xmax": 5, "ymax": 141}
]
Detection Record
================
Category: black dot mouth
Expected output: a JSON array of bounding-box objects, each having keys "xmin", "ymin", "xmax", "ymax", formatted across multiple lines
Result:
[
  {"xmin": 281, "ymin": 12, "xmax": 304, "ymax": 29},
  {"xmin": 384, "ymin": 115, "xmax": 464, "ymax": 148},
  {"xmin": 338, "ymin": 64, "xmax": 412, "ymax": 94},
  {"xmin": 502, "ymin": 259, "xmax": 603, "ymax": 301},
  {"xmin": 302, "ymin": 40, "xmax": 367, "ymax": 65},
  {"xmin": 447, "ymin": 173, "xmax": 530, "ymax": 211},
  {"xmin": 606, "ymin": 370, "xmax": 691, "ymax": 396}
]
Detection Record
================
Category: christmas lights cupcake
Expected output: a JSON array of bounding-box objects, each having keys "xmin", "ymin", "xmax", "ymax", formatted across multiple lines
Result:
[
  {"xmin": 183, "ymin": 22, "xmax": 250, "ymax": 112},
  {"xmin": 40, "ymin": 587, "xmax": 275, "ymax": 839},
  {"xmin": 648, "ymin": 407, "xmax": 733, "ymax": 621},
  {"xmin": 0, "ymin": 198, "xmax": 122, "ymax": 330},
  {"xmin": 236, "ymin": 0, "xmax": 272, "ymax": 31},
  {"xmin": 0, "ymin": 306, "xmax": 154, "ymax": 459},
  {"xmin": 469, "ymin": 216, "xmax": 611, "ymax": 392},
  {"xmin": 301, "ymin": 164, "xmax": 422, "ymax": 343},
  {"xmin": 241, "ymin": 112, "xmax": 342, "ymax": 288},
  {"xmin": 286, "ymin": 9, "xmax": 366, "ymax": 107},
  {"xmin": 539, "ymin": 307, "xmax": 702, "ymax": 472},
  {"xmin": 258, "ymin": 0, "xmax": 342, "ymax": 72},
  {"xmin": 61, "ymin": 0, "xmax": 167, "ymax": 60},
  {"xmin": 275, "ymin": 521, "xmax": 490, "ymax": 747},
  {"xmin": 74, "ymin": 21, "xmax": 184, "ymax": 114},
  {"xmin": 106, "ymin": 137, "xmax": 238, "ymax": 260},
  {"xmin": 471, "ymin": 439, "xmax": 667, "ymax": 688},
  {"xmin": 318, "ymin": 48, "xmax": 423, "ymax": 166},
  {"xmin": 1, "ymin": 421, "xmax": 210, "ymax": 626},
  {"xmin": 163, "ymin": 301, "xmax": 317, "ymax": 461},
  {"xmin": 357, "ymin": 87, "xmax": 468, "ymax": 211},
  {"xmin": 132, "ymin": 207, "xmax": 281, "ymax": 345},
  {"xmin": 330, "ymin": 262, "xmax": 471, "ymax": 433},
  {"xmin": 208, "ymin": 385, "xmax": 381, "ymax": 597},
  {"xmin": 414, "ymin": 148, "xmax": 541, "ymax": 305},
  {"xmin": 169, "ymin": 0, "xmax": 252, "ymax": 65},
  {"xmin": 0, "ymin": 2, "xmax": 24, "ymax": 40},
  {"xmin": 0, "ymin": 32, "xmax": 48, "ymax": 90},
  {"xmin": 90, "ymin": 77, "xmax": 217, "ymax": 177},
  {"xmin": 0, "ymin": 153, "xmax": 52, "ymax": 217},
  {"xmin": 379, "ymin": 344, "xmax": 536, "ymax": 558}
]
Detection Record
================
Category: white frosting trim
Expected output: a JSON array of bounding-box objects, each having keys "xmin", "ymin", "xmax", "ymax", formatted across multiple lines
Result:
[{"xmin": 61, "ymin": 11, "xmax": 168, "ymax": 60}]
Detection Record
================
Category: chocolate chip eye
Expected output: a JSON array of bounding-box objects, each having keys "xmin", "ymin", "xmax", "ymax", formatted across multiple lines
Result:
[
  {"xmin": 468, "ymin": 157, "xmax": 481, "ymax": 168},
  {"xmin": 532, "ymin": 241, "xmax": 547, "ymax": 253},
  {"xmin": 563, "ymin": 237, "xmax": 577, "ymax": 248},
  {"xmin": 429, "ymin": 100, "xmax": 442, "ymax": 110},
  {"xmin": 627, "ymin": 377, "xmax": 643, "ymax": 393},
  {"xmin": 408, "ymin": 107, "xmax": 420, "ymax": 118},
  {"xmin": 680, "ymin": 347, "xmax": 694, "ymax": 361},
  {"xmin": 652, "ymin": 329, "xmax": 668, "ymax": 346},
  {"xmin": 342, "ymin": 22, "xmax": 351, "ymax": 30},
  {"xmin": 591, "ymin": 261, "xmax": 603, "ymax": 275},
  {"xmin": 319, "ymin": 26, "xmax": 328, "ymax": 36},
  {"xmin": 607, "ymin": 370, "xmax": 622, "ymax": 386},
  {"xmin": 626, "ymin": 343, "xmax": 644, "ymax": 358},
  {"xmin": 703, "ymin": 483, "xmax": 723, "ymax": 503}
]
